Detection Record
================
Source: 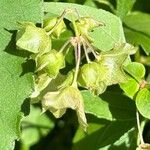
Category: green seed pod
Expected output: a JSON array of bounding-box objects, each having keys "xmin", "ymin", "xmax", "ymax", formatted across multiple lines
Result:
[
  {"xmin": 58, "ymin": 70, "xmax": 74, "ymax": 89},
  {"xmin": 44, "ymin": 18, "xmax": 58, "ymax": 32},
  {"xmin": 36, "ymin": 49, "xmax": 65, "ymax": 78},
  {"xmin": 78, "ymin": 62, "xmax": 107, "ymax": 95},
  {"xmin": 16, "ymin": 22, "xmax": 51, "ymax": 54},
  {"xmin": 78, "ymin": 62, "xmax": 100, "ymax": 87},
  {"xmin": 42, "ymin": 86, "xmax": 87, "ymax": 131},
  {"xmin": 43, "ymin": 17, "xmax": 66, "ymax": 38},
  {"xmin": 92, "ymin": 81, "xmax": 107, "ymax": 95},
  {"xmin": 31, "ymin": 73, "xmax": 52, "ymax": 98}
]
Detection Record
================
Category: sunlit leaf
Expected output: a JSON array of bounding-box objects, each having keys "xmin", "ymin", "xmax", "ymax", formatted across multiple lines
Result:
[
  {"xmin": 116, "ymin": 0, "xmax": 136, "ymax": 19},
  {"xmin": 124, "ymin": 12, "xmax": 150, "ymax": 37},
  {"xmin": 120, "ymin": 76, "xmax": 139, "ymax": 99},
  {"xmin": 124, "ymin": 28, "xmax": 150, "ymax": 55},
  {"xmin": 73, "ymin": 115, "xmax": 136, "ymax": 150},
  {"xmin": 136, "ymin": 88, "xmax": 150, "ymax": 119},
  {"xmin": 124, "ymin": 62, "xmax": 145, "ymax": 82},
  {"xmin": 0, "ymin": 0, "xmax": 41, "ymax": 149},
  {"xmin": 82, "ymin": 91, "xmax": 136, "ymax": 121}
]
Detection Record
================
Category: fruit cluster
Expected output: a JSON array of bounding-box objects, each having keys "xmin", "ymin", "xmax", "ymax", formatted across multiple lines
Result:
[{"xmin": 16, "ymin": 9, "xmax": 135, "ymax": 130}]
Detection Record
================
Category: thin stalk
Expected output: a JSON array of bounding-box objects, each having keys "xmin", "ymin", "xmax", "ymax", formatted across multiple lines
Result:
[
  {"xmin": 81, "ymin": 37, "xmax": 98, "ymax": 60},
  {"xmin": 82, "ymin": 40, "xmax": 91, "ymax": 63},
  {"xmin": 66, "ymin": 45, "xmax": 72, "ymax": 54},
  {"xmin": 47, "ymin": 9, "xmax": 67, "ymax": 36},
  {"xmin": 59, "ymin": 38, "xmax": 71, "ymax": 53},
  {"xmin": 72, "ymin": 42, "xmax": 81, "ymax": 87},
  {"xmin": 136, "ymin": 110, "xmax": 144, "ymax": 145},
  {"xmin": 74, "ymin": 44, "xmax": 78, "ymax": 63}
]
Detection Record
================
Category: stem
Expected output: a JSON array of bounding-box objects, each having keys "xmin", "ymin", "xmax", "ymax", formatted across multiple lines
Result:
[
  {"xmin": 81, "ymin": 37, "xmax": 98, "ymax": 60},
  {"xmin": 59, "ymin": 38, "xmax": 71, "ymax": 53},
  {"xmin": 82, "ymin": 40, "xmax": 91, "ymax": 63},
  {"xmin": 66, "ymin": 45, "xmax": 72, "ymax": 54},
  {"xmin": 47, "ymin": 9, "xmax": 67, "ymax": 36},
  {"xmin": 72, "ymin": 42, "xmax": 81, "ymax": 87},
  {"xmin": 136, "ymin": 110, "xmax": 144, "ymax": 145},
  {"xmin": 74, "ymin": 44, "xmax": 78, "ymax": 63}
]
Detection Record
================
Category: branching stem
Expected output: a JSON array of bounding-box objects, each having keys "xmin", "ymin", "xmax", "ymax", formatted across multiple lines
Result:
[
  {"xmin": 59, "ymin": 39, "xmax": 71, "ymax": 53},
  {"xmin": 136, "ymin": 110, "xmax": 144, "ymax": 145},
  {"xmin": 72, "ymin": 42, "xmax": 81, "ymax": 87},
  {"xmin": 81, "ymin": 37, "xmax": 98, "ymax": 60},
  {"xmin": 82, "ymin": 40, "xmax": 91, "ymax": 63}
]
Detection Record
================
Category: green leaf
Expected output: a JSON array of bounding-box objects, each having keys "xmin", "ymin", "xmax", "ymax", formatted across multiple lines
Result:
[
  {"xmin": 124, "ymin": 12, "xmax": 150, "ymax": 37},
  {"xmin": 82, "ymin": 91, "xmax": 136, "ymax": 121},
  {"xmin": 0, "ymin": 54, "xmax": 33, "ymax": 150},
  {"xmin": 21, "ymin": 105, "xmax": 54, "ymax": 146},
  {"xmin": 124, "ymin": 12, "xmax": 150, "ymax": 55},
  {"xmin": 82, "ymin": 91, "xmax": 113, "ymax": 120},
  {"xmin": 124, "ymin": 28, "xmax": 150, "ymax": 55},
  {"xmin": 84, "ymin": 0, "xmax": 97, "ymax": 7},
  {"xmin": 136, "ymin": 88, "xmax": 150, "ymax": 119},
  {"xmin": 44, "ymin": 2, "xmax": 125, "ymax": 51},
  {"xmin": 102, "ymin": 128, "xmax": 137, "ymax": 150},
  {"xmin": 0, "ymin": 0, "xmax": 41, "ymax": 149},
  {"xmin": 124, "ymin": 62, "xmax": 145, "ymax": 81},
  {"xmin": 120, "ymin": 76, "xmax": 139, "ymax": 99},
  {"xmin": 120, "ymin": 62, "xmax": 145, "ymax": 99},
  {"xmin": 73, "ymin": 115, "xmax": 136, "ymax": 150},
  {"xmin": 116, "ymin": 0, "xmax": 136, "ymax": 19}
]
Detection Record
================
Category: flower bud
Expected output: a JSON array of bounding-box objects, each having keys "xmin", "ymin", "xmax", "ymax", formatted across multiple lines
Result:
[
  {"xmin": 44, "ymin": 17, "xmax": 66, "ymax": 38},
  {"xmin": 16, "ymin": 22, "xmax": 51, "ymax": 54},
  {"xmin": 36, "ymin": 49, "xmax": 65, "ymax": 78}
]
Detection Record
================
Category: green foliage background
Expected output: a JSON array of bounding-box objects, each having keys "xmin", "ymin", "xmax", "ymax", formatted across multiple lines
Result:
[{"xmin": 0, "ymin": 0, "xmax": 150, "ymax": 150}]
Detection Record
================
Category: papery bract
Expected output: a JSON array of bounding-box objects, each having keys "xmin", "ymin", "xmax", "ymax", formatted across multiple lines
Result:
[
  {"xmin": 36, "ymin": 49, "xmax": 65, "ymax": 78},
  {"xmin": 42, "ymin": 86, "xmax": 87, "ymax": 130},
  {"xmin": 44, "ymin": 17, "xmax": 66, "ymax": 38},
  {"xmin": 16, "ymin": 22, "xmax": 51, "ymax": 54}
]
